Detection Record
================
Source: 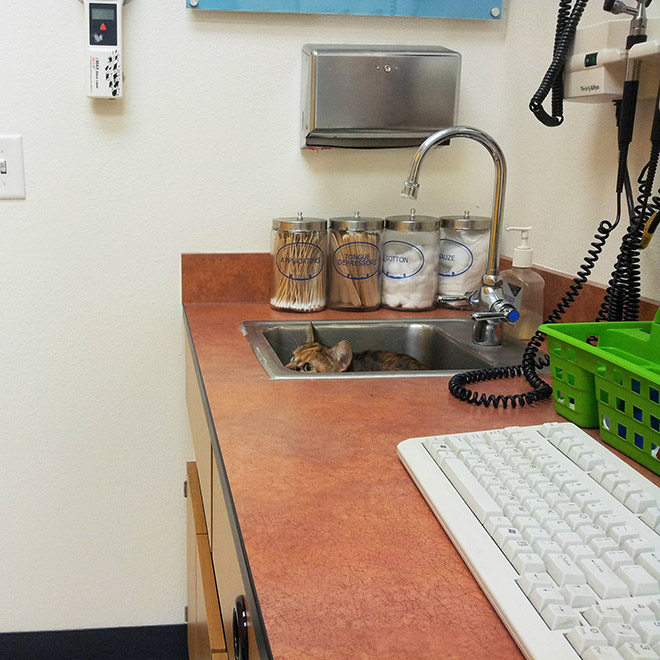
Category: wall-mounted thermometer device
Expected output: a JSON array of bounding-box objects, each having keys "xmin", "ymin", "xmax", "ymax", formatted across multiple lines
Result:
[{"xmin": 82, "ymin": 0, "xmax": 130, "ymax": 98}]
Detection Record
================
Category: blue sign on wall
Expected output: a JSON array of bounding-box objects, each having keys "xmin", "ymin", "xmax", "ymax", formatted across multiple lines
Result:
[{"xmin": 186, "ymin": 0, "xmax": 503, "ymax": 20}]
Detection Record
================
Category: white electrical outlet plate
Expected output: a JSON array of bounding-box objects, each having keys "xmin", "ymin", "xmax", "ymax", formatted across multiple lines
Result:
[{"xmin": 0, "ymin": 135, "xmax": 26, "ymax": 199}]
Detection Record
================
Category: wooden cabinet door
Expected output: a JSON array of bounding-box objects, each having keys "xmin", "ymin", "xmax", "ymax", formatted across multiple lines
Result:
[
  {"xmin": 187, "ymin": 462, "xmax": 228, "ymax": 660},
  {"xmin": 186, "ymin": 340, "xmax": 213, "ymax": 537},
  {"xmin": 212, "ymin": 454, "xmax": 260, "ymax": 659}
]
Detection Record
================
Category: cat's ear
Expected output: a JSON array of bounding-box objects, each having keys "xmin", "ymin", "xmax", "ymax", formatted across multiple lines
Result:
[
  {"xmin": 327, "ymin": 340, "xmax": 353, "ymax": 372},
  {"xmin": 305, "ymin": 323, "xmax": 316, "ymax": 344}
]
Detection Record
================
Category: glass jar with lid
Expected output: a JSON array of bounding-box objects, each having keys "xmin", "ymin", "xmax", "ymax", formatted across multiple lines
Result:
[
  {"xmin": 270, "ymin": 213, "xmax": 327, "ymax": 312},
  {"xmin": 437, "ymin": 211, "xmax": 491, "ymax": 301},
  {"xmin": 328, "ymin": 212, "xmax": 384, "ymax": 311},
  {"xmin": 381, "ymin": 209, "xmax": 440, "ymax": 311}
]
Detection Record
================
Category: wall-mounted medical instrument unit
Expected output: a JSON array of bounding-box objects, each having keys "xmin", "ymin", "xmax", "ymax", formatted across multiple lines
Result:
[
  {"xmin": 300, "ymin": 45, "xmax": 461, "ymax": 149},
  {"xmin": 81, "ymin": 0, "xmax": 131, "ymax": 98},
  {"xmin": 564, "ymin": 15, "xmax": 660, "ymax": 102},
  {"xmin": 451, "ymin": 0, "xmax": 660, "ymax": 411}
]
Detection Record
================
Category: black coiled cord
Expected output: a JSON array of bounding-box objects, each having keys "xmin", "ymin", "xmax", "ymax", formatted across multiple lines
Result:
[
  {"xmin": 529, "ymin": 0, "xmax": 590, "ymax": 127},
  {"xmin": 599, "ymin": 143, "xmax": 660, "ymax": 321},
  {"xmin": 448, "ymin": 217, "xmax": 618, "ymax": 409}
]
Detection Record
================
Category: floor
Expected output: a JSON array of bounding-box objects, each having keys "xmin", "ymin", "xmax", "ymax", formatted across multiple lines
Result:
[{"xmin": 0, "ymin": 624, "xmax": 188, "ymax": 660}]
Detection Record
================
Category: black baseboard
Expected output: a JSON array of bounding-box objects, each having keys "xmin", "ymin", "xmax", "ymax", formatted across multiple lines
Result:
[{"xmin": 0, "ymin": 624, "xmax": 188, "ymax": 660}]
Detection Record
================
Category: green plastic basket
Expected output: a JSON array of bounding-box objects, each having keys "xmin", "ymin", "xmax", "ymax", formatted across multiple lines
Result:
[{"xmin": 539, "ymin": 308, "xmax": 660, "ymax": 476}]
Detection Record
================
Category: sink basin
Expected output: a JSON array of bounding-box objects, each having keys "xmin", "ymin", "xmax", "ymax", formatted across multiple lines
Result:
[{"xmin": 241, "ymin": 318, "xmax": 532, "ymax": 379}]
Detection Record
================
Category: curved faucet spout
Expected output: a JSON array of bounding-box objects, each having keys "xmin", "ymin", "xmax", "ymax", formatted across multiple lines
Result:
[
  {"xmin": 401, "ymin": 126, "xmax": 515, "ymax": 346},
  {"xmin": 401, "ymin": 126, "xmax": 506, "ymax": 281}
]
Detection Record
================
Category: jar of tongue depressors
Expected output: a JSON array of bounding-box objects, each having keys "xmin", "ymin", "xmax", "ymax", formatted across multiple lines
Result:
[
  {"xmin": 328, "ymin": 212, "xmax": 384, "ymax": 311},
  {"xmin": 270, "ymin": 213, "xmax": 328, "ymax": 312},
  {"xmin": 381, "ymin": 210, "xmax": 440, "ymax": 311}
]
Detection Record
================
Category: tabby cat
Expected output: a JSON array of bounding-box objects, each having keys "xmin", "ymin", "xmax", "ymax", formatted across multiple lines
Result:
[{"xmin": 285, "ymin": 323, "xmax": 427, "ymax": 373}]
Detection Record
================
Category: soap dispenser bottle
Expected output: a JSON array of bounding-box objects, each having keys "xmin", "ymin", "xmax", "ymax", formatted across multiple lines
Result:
[{"xmin": 501, "ymin": 226, "xmax": 545, "ymax": 341}]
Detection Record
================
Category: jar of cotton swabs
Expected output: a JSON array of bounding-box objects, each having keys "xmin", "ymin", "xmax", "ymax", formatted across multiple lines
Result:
[{"xmin": 270, "ymin": 213, "xmax": 327, "ymax": 312}]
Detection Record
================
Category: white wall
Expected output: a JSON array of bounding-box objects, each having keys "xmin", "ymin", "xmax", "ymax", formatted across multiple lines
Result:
[{"xmin": 1, "ymin": 0, "xmax": 659, "ymax": 633}]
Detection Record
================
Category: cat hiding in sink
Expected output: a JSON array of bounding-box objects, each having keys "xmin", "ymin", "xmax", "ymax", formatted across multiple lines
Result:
[{"xmin": 285, "ymin": 323, "xmax": 427, "ymax": 373}]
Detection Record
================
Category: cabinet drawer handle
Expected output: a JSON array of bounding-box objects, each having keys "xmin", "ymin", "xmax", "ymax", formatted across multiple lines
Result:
[{"xmin": 233, "ymin": 595, "xmax": 249, "ymax": 660}]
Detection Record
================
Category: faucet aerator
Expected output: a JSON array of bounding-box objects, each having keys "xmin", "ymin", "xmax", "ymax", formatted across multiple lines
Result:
[{"xmin": 400, "ymin": 182, "xmax": 419, "ymax": 199}]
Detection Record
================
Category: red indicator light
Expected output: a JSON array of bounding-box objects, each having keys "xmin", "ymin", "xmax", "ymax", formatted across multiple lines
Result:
[{"xmin": 100, "ymin": 23, "xmax": 107, "ymax": 31}]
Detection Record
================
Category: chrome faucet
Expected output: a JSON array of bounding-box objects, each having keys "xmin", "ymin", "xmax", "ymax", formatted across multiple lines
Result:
[{"xmin": 401, "ymin": 126, "xmax": 519, "ymax": 346}]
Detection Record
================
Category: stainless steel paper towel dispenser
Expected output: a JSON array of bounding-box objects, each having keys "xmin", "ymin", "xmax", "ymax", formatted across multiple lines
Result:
[{"xmin": 301, "ymin": 44, "xmax": 461, "ymax": 149}]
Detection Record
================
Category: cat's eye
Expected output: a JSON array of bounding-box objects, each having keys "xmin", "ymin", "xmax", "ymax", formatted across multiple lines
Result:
[{"xmin": 302, "ymin": 363, "xmax": 314, "ymax": 372}]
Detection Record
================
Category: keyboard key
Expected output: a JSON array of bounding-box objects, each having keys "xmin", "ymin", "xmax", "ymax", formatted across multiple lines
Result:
[
  {"xmin": 642, "ymin": 508, "xmax": 660, "ymax": 532},
  {"xmin": 540, "ymin": 603, "xmax": 580, "ymax": 630},
  {"xmin": 546, "ymin": 553, "xmax": 586, "ymax": 586},
  {"xmin": 513, "ymin": 552, "xmax": 545, "ymax": 574},
  {"xmin": 625, "ymin": 493, "xmax": 657, "ymax": 515},
  {"xmin": 586, "ymin": 503, "xmax": 615, "ymax": 519},
  {"xmin": 596, "ymin": 513, "xmax": 626, "ymax": 533},
  {"xmin": 565, "ymin": 625, "xmax": 608, "ymax": 654},
  {"xmin": 580, "ymin": 557, "xmax": 630, "ymax": 598},
  {"xmin": 565, "ymin": 482, "xmax": 590, "ymax": 499},
  {"xmin": 533, "ymin": 540, "xmax": 563, "ymax": 559},
  {"xmin": 484, "ymin": 515, "xmax": 513, "ymax": 536},
  {"xmin": 503, "ymin": 503, "xmax": 529, "ymax": 521},
  {"xmin": 602, "ymin": 550, "xmax": 635, "ymax": 571},
  {"xmin": 579, "ymin": 524, "xmax": 607, "ymax": 544},
  {"xmin": 561, "ymin": 583, "xmax": 598, "ymax": 608},
  {"xmin": 493, "ymin": 527, "xmax": 523, "ymax": 547},
  {"xmin": 601, "ymin": 472, "xmax": 630, "ymax": 493},
  {"xmin": 524, "ymin": 497, "xmax": 551, "ymax": 513},
  {"xmin": 610, "ymin": 525, "xmax": 641, "ymax": 545},
  {"xmin": 592, "ymin": 464, "xmax": 618, "ymax": 484},
  {"xmin": 567, "ymin": 544, "xmax": 597, "ymax": 564},
  {"xmin": 616, "ymin": 565, "xmax": 659, "ymax": 596},
  {"xmin": 617, "ymin": 604, "xmax": 655, "ymax": 625},
  {"xmin": 518, "ymin": 571, "xmax": 557, "ymax": 596},
  {"xmin": 529, "ymin": 586, "xmax": 565, "ymax": 612},
  {"xmin": 590, "ymin": 537, "xmax": 620, "ymax": 557},
  {"xmin": 560, "ymin": 438, "xmax": 590, "ymax": 463},
  {"xmin": 578, "ymin": 453, "xmax": 606, "ymax": 472},
  {"xmin": 557, "ymin": 501, "xmax": 582, "ymax": 518},
  {"xmin": 614, "ymin": 483, "xmax": 643, "ymax": 504},
  {"xmin": 546, "ymin": 492, "xmax": 571, "ymax": 508},
  {"xmin": 439, "ymin": 458, "xmax": 503, "ymax": 523},
  {"xmin": 638, "ymin": 553, "xmax": 660, "ymax": 582},
  {"xmin": 567, "ymin": 512, "xmax": 595, "ymax": 531},
  {"xmin": 602, "ymin": 623, "xmax": 642, "ymax": 646},
  {"xmin": 523, "ymin": 527, "xmax": 551, "ymax": 546},
  {"xmin": 618, "ymin": 642, "xmax": 658, "ymax": 660},
  {"xmin": 582, "ymin": 646, "xmax": 626, "ymax": 660},
  {"xmin": 444, "ymin": 436, "xmax": 472, "ymax": 453},
  {"xmin": 502, "ymin": 539, "xmax": 534, "ymax": 562},
  {"xmin": 554, "ymin": 531, "xmax": 583, "ymax": 551},
  {"xmin": 623, "ymin": 537, "xmax": 655, "ymax": 559},
  {"xmin": 635, "ymin": 621, "xmax": 660, "ymax": 645},
  {"xmin": 584, "ymin": 604, "xmax": 624, "ymax": 627},
  {"xmin": 538, "ymin": 422, "xmax": 565, "ymax": 438},
  {"xmin": 533, "ymin": 508, "xmax": 561, "ymax": 525},
  {"xmin": 575, "ymin": 491, "xmax": 601, "ymax": 508},
  {"xmin": 543, "ymin": 519, "xmax": 572, "ymax": 536}
]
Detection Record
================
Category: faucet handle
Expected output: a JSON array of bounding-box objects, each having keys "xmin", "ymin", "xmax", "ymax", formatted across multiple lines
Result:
[{"xmin": 472, "ymin": 303, "xmax": 519, "ymax": 323}]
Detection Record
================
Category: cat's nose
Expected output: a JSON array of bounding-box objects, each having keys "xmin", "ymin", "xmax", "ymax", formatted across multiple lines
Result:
[{"xmin": 284, "ymin": 361, "xmax": 296, "ymax": 370}]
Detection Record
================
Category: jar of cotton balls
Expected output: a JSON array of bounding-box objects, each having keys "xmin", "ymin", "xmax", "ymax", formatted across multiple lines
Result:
[{"xmin": 381, "ymin": 210, "xmax": 440, "ymax": 311}]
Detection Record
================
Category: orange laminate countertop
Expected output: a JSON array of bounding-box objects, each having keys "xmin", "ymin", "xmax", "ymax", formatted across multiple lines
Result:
[{"xmin": 184, "ymin": 302, "xmax": 660, "ymax": 660}]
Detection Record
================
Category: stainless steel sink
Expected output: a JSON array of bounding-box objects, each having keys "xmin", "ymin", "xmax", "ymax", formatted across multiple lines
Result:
[{"xmin": 241, "ymin": 318, "xmax": 533, "ymax": 379}]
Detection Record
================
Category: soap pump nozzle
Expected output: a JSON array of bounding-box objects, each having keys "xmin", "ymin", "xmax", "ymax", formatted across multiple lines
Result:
[{"xmin": 507, "ymin": 226, "xmax": 534, "ymax": 268}]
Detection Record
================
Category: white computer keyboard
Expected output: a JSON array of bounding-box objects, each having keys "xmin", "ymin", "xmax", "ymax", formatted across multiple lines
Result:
[{"xmin": 397, "ymin": 423, "xmax": 660, "ymax": 660}]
